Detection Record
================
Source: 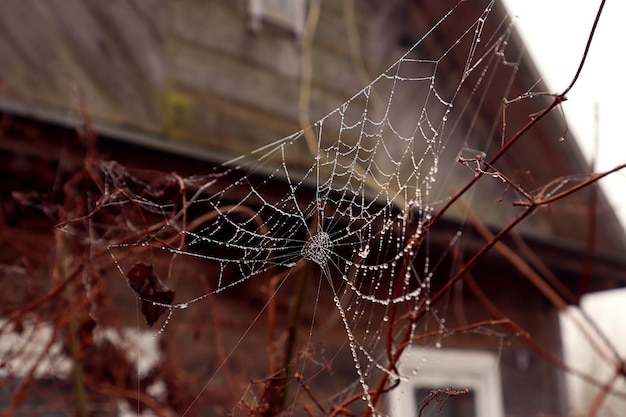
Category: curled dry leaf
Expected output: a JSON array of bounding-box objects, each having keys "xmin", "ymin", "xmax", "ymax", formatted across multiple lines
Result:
[{"xmin": 126, "ymin": 262, "xmax": 176, "ymax": 326}]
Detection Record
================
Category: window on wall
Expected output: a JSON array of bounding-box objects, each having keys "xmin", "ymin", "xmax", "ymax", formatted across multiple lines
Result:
[
  {"xmin": 388, "ymin": 348, "xmax": 504, "ymax": 417},
  {"xmin": 248, "ymin": 0, "xmax": 306, "ymax": 38},
  {"xmin": 560, "ymin": 288, "xmax": 626, "ymax": 415}
]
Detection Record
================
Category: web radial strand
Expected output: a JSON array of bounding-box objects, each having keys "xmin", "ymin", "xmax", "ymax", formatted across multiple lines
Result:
[{"xmin": 76, "ymin": 0, "xmax": 525, "ymax": 415}]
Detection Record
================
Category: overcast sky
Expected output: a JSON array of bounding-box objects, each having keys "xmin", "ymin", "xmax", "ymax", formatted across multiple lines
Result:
[
  {"xmin": 502, "ymin": 0, "xmax": 626, "ymax": 230},
  {"xmin": 502, "ymin": 2, "xmax": 626, "ymax": 413}
]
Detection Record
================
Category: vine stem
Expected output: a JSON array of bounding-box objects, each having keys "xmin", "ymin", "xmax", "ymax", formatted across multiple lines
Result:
[
  {"xmin": 428, "ymin": 0, "xmax": 607, "ymax": 232},
  {"xmin": 58, "ymin": 232, "xmax": 89, "ymax": 417}
]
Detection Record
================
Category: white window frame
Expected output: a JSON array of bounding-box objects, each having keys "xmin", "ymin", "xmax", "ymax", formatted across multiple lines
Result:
[
  {"xmin": 560, "ymin": 289, "xmax": 626, "ymax": 415},
  {"xmin": 248, "ymin": 0, "xmax": 306, "ymax": 39},
  {"xmin": 389, "ymin": 348, "xmax": 504, "ymax": 417}
]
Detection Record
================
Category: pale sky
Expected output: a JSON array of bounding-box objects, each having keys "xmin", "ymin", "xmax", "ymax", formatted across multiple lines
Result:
[
  {"xmin": 503, "ymin": 2, "xmax": 626, "ymax": 412},
  {"xmin": 503, "ymin": 0, "xmax": 626, "ymax": 230}
]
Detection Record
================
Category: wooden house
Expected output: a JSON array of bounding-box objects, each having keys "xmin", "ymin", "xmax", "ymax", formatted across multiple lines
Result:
[{"xmin": 1, "ymin": 1, "xmax": 625, "ymax": 416}]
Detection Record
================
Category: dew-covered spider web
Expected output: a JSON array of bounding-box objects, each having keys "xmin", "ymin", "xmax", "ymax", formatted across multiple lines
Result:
[{"xmin": 65, "ymin": 1, "xmax": 535, "ymax": 415}]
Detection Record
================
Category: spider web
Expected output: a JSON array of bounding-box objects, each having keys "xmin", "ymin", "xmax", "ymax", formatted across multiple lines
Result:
[{"xmin": 68, "ymin": 1, "xmax": 527, "ymax": 415}]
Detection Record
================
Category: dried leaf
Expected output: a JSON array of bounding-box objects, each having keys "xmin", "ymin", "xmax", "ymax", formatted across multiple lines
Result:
[{"xmin": 126, "ymin": 262, "xmax": 175, "ymax": 326}]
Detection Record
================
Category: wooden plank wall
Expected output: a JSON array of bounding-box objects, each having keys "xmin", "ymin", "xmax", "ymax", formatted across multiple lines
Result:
[{"xmin": 0, "ymin": 0, "xmax": 386, "ymax": 159}]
